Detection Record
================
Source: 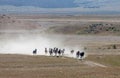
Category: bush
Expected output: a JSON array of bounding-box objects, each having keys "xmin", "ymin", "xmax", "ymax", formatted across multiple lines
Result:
[{"xmin": 113, "ymin": 45, "xmax": 117, "ymax": 49}]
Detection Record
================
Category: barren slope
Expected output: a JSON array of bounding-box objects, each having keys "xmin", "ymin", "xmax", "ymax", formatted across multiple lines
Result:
[{"xmin": 0, "ymin": 14, "xmax": 41, "ymax": 30}]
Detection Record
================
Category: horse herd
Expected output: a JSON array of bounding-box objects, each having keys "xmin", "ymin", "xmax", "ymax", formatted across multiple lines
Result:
[{"xmin": 33, "ymin": 47, "xmax": 85, "ymax": 59}]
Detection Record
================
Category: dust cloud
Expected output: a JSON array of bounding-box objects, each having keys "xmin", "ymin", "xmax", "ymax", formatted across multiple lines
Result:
[{"xmin": 0, "ymin": 33, "xmax": 86, "ymax": 58}]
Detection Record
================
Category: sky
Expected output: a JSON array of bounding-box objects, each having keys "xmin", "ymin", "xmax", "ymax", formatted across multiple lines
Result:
[{"xmin": 0, "ymin": 0, "xmax": 120, "ymax": 14}]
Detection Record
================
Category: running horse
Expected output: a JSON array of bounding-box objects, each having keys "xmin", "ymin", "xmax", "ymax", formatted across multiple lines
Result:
[
  {"xmin": 33, "ymin": 49, "xmax": 37, "ymax": 55},
  {"xmin": 71, "ymin": 50, "xmax": 74, "ymax": 54},
  {"xmin": 80, "ymin": 52, "xmax": 85, "ymax": 59},
  {"xmin": 45, "ymin": 48, "xmax": 48, "ymax": 54},
  {"xmin": 76, "ymin": 51, "xmax": 80, "ymax": 58}
]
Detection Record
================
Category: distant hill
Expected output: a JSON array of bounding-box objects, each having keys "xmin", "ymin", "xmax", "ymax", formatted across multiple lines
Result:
[
  {"xmin": 48, "ymin": 22, "xmax": 120, "ymax": 36},
  {"xmin": 0, "ymin": 14, "xmax": 41, "ymax": 30}
]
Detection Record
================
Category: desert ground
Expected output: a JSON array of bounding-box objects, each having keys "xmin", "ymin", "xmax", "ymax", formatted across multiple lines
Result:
[{"xmin": 0, "ymin": 14, "xmax": 120, "ymax": 78}]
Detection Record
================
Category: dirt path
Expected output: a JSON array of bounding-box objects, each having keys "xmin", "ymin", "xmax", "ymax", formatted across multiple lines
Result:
[{"xmin": 84, "ymin": 61, "xmax": 107, "ymax": 68}]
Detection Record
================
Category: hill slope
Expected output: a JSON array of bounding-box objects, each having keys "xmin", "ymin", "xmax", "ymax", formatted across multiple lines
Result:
[
  {"xmin": 48, "ymin": 22, "xmax": 120, "ymax": 35},
  {"xmin": 0, "ymin": 14, "xmax": 41, "ymax": 30}
]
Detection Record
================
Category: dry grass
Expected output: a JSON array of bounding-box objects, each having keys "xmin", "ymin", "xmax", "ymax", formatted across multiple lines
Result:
[
  {"xmin": 0, "ymin": 54, "xmax": 120, "ymax": 78},
  {"xmin": 86, "ymin": 55, "xmax": 120, "ymax": 67}
]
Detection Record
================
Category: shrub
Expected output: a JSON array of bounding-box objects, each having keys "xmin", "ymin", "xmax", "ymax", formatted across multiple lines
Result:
[{"xmin": 113, "ymin": 45, "xmax": 117, "ymax": 49}]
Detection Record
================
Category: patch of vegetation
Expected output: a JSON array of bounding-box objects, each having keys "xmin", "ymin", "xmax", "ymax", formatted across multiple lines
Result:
[
  {"xmin": 48, "ymin": 23, "xmax": 120, "ymax": 35},
  {"xmin": 112, "ymin": 45, "xmax": 117, "ymax": 49}
]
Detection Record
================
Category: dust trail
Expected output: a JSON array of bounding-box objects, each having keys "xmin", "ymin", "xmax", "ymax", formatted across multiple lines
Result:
[
  {"xmin": 0, "ymin": 33, "xmax": 86, "ymax": 59},
  {"xmin": 84, "ymin": 61, "xmax": 107, "ymax": 68},
  {"xmin": 0, "ymin": 34, "xmax": 62, "ymax": 55}
]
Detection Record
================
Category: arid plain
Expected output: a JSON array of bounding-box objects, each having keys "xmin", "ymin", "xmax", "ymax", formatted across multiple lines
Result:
[{"xmin": 0, "ymin": 14, "xmax": 120, "ymax": 78}]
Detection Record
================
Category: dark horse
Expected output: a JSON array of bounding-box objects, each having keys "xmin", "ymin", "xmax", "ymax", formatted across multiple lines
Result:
[
  {"xmin": 80, "ymin": 52, "xmax": 85, "ymax": 59},
  {"xmin": 49, "ymin": 48, "xmax": 53, "ymax": 56},
  {"xmin": 76, "ymin": 51, "xmax": 80, "ymax": 58},
  {"xmin": 45, "ymin": 48, "xmax": 48, "ymax": 54},
  {"xmin": 58, "ymin": 49, "xmax": 62, "ymax": 57},
  {"xmin": 76, "ymin": 51, "xmax": 85, "ymax": 59},
  {"xmin": 53, "ymin": 47, "xmax": 58, "ymax": 56},
  {"xmin": 33, "ymin": 49, "xmax": 37, "ymax": 55}
]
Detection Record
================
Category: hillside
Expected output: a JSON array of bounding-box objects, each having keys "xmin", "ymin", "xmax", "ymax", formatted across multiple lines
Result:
[
  {"xmin": 0, "ymin": 14, "xmax": 41, "ymax": 30},
  {"xmin": 48, "ymin": 22, "xmax": 120, "ymax": 35},
  {"xmin": 1, "ymin": 14, "xmax": 120, "ymax": 36}
]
